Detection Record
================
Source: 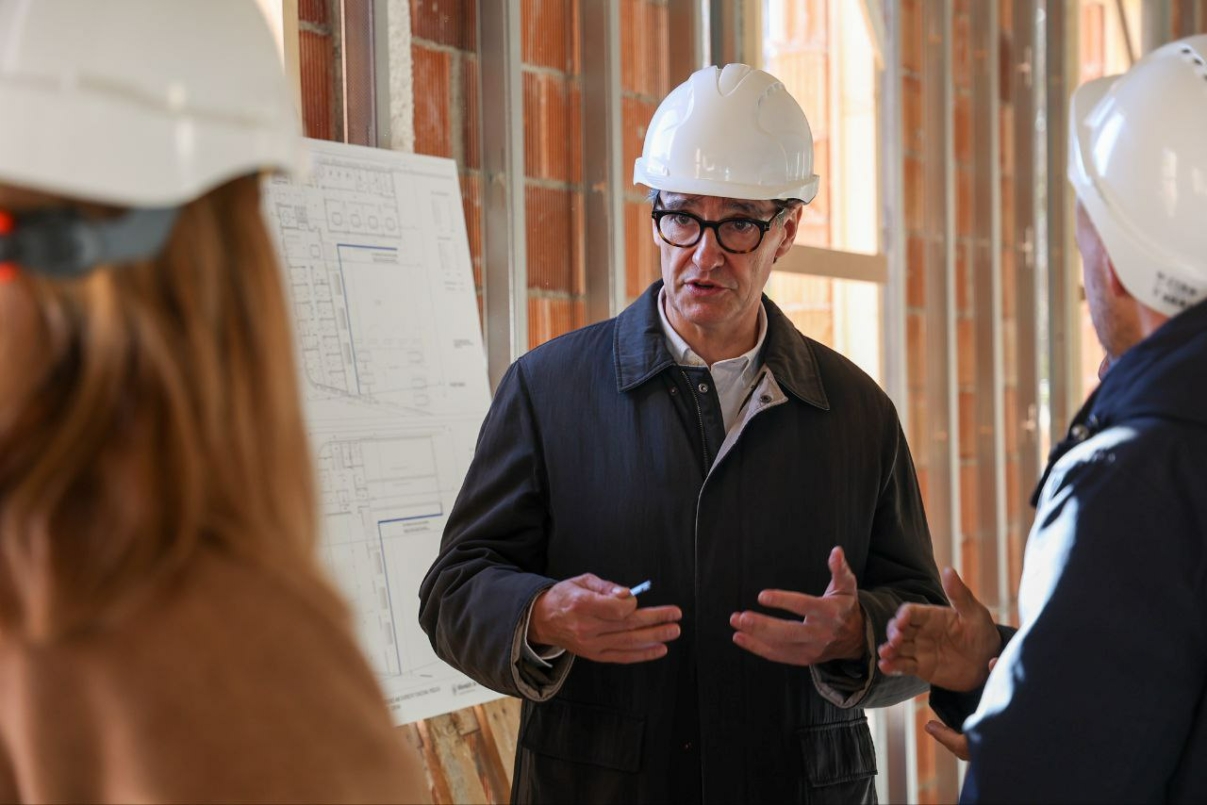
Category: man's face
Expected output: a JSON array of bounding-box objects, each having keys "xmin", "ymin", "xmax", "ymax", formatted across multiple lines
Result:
[
  {"xmin": 653, "ymin": 193, "xmax": 800, "ymax": 352},
  {"xmin": 1074, "ymin": 200, "xmax": 1140, "ymax": 361}
]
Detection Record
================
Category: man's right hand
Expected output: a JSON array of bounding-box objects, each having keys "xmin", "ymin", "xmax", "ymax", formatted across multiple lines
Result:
[
  {"xmin": 529, "ymin": 573, "xmax": 682, "ymax": 664},
  {"xmin": 876, "ymin": 566, "xmax": 1001, "ymax": 691}
]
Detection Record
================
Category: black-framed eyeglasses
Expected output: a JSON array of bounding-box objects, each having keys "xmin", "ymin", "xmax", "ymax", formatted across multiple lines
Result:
[{"xmin": 651, "ymin": 202, "xmax": 785, "ymax": 255}]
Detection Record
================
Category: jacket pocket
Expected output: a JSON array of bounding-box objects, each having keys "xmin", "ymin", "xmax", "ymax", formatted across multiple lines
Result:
[
  {"xmin": 799, "ymin": 717, "xmax": 878, "ymax": 803},
  {"xmin": 519, "ymin": 698, "xmax": 645, "ymax": 773}
]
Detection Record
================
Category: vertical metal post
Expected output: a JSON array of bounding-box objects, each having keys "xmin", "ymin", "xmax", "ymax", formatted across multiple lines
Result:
[
  {"xmin": 1044, "ymin": 0, "xmax": 1080, "ymax": 441},
  {"xmin": 709, "ymin": 0, "xmax": 746, "ymax": 65},
  {"xmin": 971, "ymin": 0, "xmax": 1007, "ymax": 622},
  {"xmin": 669, "ymin": 0, "xmax": 708, "ymax": 81},
  {"xmin": 373, "ymin": 0, "xmax": 391, "ymax": 147},
  {"xmin": 340, "ymin": 0, "xmax": 378, "ymax": 146},
  {"xmin": 917, "ymin": 0, "xmax": 959, "ymax": 797},
  {"xmin": 881, "ymin": 0, "xmax": 908, "ymax": 413},
  {"xmin": 922, "ymin": 0, "xmax": 960, "ymax": 580},
  {"xmin": 877, "ymin": 6, "xmax": 914, "ymax": 802},
  {"xmin": 1012, "ymin": 0, "xmax": 1042, "ymax": 600},
  {"xmin": 1142, "ymin": 0, "xmax": 1173, "ymax": 51},
  {"xmin": 582, "ymin": 0, "xmax": 626, "ymax": 323},
  {"xmin": 478, "ymin": 0, "xmax": 528, "ymax": 389}
]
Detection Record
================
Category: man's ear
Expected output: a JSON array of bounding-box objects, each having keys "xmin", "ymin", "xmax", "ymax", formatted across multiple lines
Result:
[
  {"xmin": 1105, "ymin": 260, "xmax": 1131, "ymax": 299},
  {"xmin": 772, "ymin": 205, "xmax": 803, "ymax": 261}
]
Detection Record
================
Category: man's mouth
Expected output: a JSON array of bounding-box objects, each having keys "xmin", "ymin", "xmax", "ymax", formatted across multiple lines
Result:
[{"xmin": 684, "ymin": 278, "xmax": 726, "ymax": 292}]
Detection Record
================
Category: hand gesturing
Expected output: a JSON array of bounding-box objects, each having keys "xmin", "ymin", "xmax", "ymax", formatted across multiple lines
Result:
[
  {"xmin": 876, "ymin": 567, "xmax": 1001, "ymax": 691},
  {"xmin": 730, "ymin": 546, "xmax": 867, "ymax": 666},
  {"xmin": 529, "ymin": 574, "xmax": 682, "ymax": 664}
]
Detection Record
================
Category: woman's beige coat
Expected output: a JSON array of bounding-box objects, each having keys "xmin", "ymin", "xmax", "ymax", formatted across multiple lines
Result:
[{"xmin": 0, "ymin": 548, "xmax": 429, "ymax": 803}]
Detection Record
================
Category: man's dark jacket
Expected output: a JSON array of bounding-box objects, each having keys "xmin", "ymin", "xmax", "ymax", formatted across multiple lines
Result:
[
  {"xmin": 936, "ymin": 298, "xmax": 1207, "ymax": 804},
  {"xmin": 419, "ymin": 282, "xmax": 945, "ymax": 804}
]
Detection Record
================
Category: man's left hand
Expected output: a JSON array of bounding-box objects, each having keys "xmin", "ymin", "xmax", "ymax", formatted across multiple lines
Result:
[{"xmin": 730, "ymin": 546, "xmax": 866, "ymax": 665}]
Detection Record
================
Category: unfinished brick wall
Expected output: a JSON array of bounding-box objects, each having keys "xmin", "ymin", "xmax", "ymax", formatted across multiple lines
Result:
[
  {"xmin": 901, "ymin": 0, "xmax": 955, "ymax": 798},
  {"xmin": 521, "ymin": 0, "xmax": 587, "ymax": 347},
  {"xmin": 298, "ymin": 0, "xmax": 337, "ymax": 141},
  {"xmin": 621, "ymin": 0, "xmax": 670, "ymax": 302},
  {"xmin": 1172, "ymin": 0, "xmax": 1207, "ymax": 35},
  {"xmin": 406, "ymin": 0, "xmax": 671, "ymax": 349},
  {"xmin": 998, "ymin": 0, "xmax": 1027, "ymax": 626}
]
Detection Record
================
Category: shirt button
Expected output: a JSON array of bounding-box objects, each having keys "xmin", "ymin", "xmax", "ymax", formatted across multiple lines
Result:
[
  {"xmin": 759, "ymin": 394, "xmax": 772, "ymax": 404},
  {"xmin": 698, "ymin": 383, "xmax": 709, "ymax": 394},
  {"xmin": 683, "ymin": 742, "xmax": 693, "ymax": 751},
  {"xmin": 669, "ymin": 386, "xmax": 678, "ymax": 395},
  {"xmin": 1070, "ymin": 424, "xmax": 1090, "ymax": 442}
]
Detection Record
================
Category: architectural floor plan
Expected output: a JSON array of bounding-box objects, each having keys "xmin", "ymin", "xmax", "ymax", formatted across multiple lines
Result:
[{"xmin": 263, "ymin": 140, "xmax": 497, "ymax": 724}]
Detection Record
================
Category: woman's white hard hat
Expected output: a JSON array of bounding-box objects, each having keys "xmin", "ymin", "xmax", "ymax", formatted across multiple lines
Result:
[
  {"xmin": 633, "ymin": 63, "xmax": 819, "ymax": 203},
  {"xmin": 0, "ymin": 0, "xmax": 306, "ymax": 208},
  {"xmin": 1068, "ymin": 34, "xmax": 1207, "ymax": 317}
]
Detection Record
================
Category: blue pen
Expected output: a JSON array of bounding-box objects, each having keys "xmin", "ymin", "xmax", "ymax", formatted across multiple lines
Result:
[{"xmin": 629, "ymin": 579, "xmax": 652, "ymax": 596}]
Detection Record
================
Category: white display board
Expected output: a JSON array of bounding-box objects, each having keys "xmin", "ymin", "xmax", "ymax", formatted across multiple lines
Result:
[{"xmin": 263, "ymin": 139, "xmax": 498, "ymax": 724}]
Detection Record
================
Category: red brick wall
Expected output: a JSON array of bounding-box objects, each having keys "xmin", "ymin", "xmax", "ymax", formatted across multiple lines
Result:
[
  {"xmin": 522, "ymin": 0, "xmax": 587, "ymax": 347},
  {"xmin": 998, "ymin": 0, "xmax": 1028, "ymax": 620},
  {"xmin": 407, "ymin": 0, "xmax": 666, "ymax": 349},
  {"xmin": 1172, "ymin": 0, "xmax": 1207, "ymax": 34},
  {"xmin": 299, "ymin": 0, "xmax": 336, "ymax": 141},
  {"xmin": 902, "ymin": 0, "xmax": 946, "ymax": 796},
  {"xmin": 621, "ymin": 0, "xmax": 670, "ymax": 302}
]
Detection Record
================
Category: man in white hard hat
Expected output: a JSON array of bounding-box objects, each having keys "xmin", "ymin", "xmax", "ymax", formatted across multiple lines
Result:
[
  {"xmin": 876, "ymin": 35, "xmax": 1207, "ymax": 802},
  {"xmin": 421, "ymin": 64, "xmax": 944, "ymax": 803}
]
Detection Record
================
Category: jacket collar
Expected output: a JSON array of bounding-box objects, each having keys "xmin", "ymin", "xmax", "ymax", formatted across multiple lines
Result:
[
  {"xmin": 1030, "ymin": 296, "xmax": 1207, "ymax": 507},
  {"xmin": 613, "ymin": 280, "xmax": 830, "ymax": 411}
]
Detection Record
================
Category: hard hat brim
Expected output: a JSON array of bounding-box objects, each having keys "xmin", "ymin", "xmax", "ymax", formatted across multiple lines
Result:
[
  {"xmin": 0, "ymin": 80, "xmax": 308, "ymax": 207},
  {"xmin": 633, "ymin": 159, "xmax": 818, "ymax": 204}
]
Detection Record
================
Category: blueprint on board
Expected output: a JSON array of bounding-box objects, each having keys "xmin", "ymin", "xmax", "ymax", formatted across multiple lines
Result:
[{"xmin": 263, "ymin": 139, "xmax": 498, "ymax": 724}]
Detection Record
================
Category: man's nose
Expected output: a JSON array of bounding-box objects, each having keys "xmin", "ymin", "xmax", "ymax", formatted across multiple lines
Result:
[{"xmin": 692, "ymin": 226, "xmax": 725, "ymax": 269}]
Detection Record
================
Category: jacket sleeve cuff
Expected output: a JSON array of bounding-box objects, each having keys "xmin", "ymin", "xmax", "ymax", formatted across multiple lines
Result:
[
  {"xmin": 810, "ymin": 608, "xmax": 877, "ymax": 708},
  {"xmin": 510, "ymin": 589, "xmax": 574, "ymax": 701}
]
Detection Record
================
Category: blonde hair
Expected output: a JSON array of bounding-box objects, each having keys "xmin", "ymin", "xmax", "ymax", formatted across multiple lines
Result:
[{"xmin": 0, "ymin": 175, "xmax": 327, "ymax": 639}]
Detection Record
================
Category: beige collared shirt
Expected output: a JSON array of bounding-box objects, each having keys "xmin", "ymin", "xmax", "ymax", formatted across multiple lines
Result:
[{"xmin": 657, "ymin": 287, "xmax": 767, "ymax": 434}]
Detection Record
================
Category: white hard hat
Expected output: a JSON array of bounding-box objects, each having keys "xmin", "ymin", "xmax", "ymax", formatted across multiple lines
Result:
[
  {"xmin": 0, "ymin": 0, "xmax": 306, "ymax": 208},
  {"xmin": 633, "ymin": 63, "xmax": 819, "ymax": 203},
  {"xmin": 1068, "ymin": 35, "xmax": 1207, "ymax": 317}
]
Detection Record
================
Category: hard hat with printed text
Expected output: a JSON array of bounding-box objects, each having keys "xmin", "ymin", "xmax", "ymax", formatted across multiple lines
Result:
[
  {"xmin": 1068, "ymin": 34, "xmax": 1207, "ymax": 317},
  {"xmin": 633, "ymin": 63, "xmax": 819, "ymax": 203}
]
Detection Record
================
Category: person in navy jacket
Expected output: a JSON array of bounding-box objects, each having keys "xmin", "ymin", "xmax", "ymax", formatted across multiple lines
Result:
[{"xmin": 877, "ymin": 34, "xmax": 1207, "ymax": 805}]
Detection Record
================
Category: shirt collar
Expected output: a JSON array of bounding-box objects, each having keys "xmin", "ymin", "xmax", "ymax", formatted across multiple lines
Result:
[
  {"xmin": 613, "ymin": 281, "xmax": 828, "ymax": 411},
  {"xmin": 657, "ymin": 286, "xmax": 767, "ymax": 375}
]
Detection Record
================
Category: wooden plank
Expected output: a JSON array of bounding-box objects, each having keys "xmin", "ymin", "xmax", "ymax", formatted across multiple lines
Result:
[
  {"xmin": 424, "ymin": 712, "xmax": 490, "ymax": 804},
  {"xmin": 396, "ymin": 722, "xmax": 438, "ymax": 804},
  {"xmin": 775, "ymin": 244, "xmax": 890, "ymax": 284},
  {"xmin": 457, "ymin": 707, "xmax": 511, "ymax": 803},
  {"xmin": 477, "ymin": 698, "xmax": 521, "ymax": 780},
  {"xmin": 411, "ymin": 720, "xmax": 454, "ymax": 805}
]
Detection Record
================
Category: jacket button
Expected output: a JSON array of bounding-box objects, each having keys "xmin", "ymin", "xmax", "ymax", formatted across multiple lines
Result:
[{"xmin": 698, "ymin": 383, "xmax": 709, "ymax": 394}]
